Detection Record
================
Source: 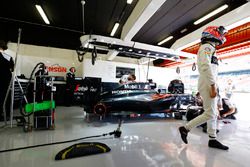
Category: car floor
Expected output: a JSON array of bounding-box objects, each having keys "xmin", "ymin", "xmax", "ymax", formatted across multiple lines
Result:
[{"xmin": 0, "ymin": 93, "xmax": 250, "ymax": 167}]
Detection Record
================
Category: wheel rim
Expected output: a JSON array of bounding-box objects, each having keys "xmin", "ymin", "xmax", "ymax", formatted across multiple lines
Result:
[{"xmin": 93, "ymin": 103, "xmax": 107, "ymax": 116}]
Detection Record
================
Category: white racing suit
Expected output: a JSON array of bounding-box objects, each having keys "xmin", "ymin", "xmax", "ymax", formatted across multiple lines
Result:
[
  {"xmin": 186, "ymin": 43, "xmax": 218, "ymax": 138},
  {"xmin": 120, "ymin": 75, "xmax": 130, "ymax": 84}
]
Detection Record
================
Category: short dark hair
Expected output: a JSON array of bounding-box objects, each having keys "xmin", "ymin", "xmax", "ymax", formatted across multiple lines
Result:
[
  {"xmin": 0, "ymin": 40, "xmax": 8, "ymax": 50},
  {"xmin": 131, "ymin": 74, "xmax": 136, "ymax": 80},
  {"xmin": 70, "ymin": 67, "xmax": 76, "ymax": 72}
]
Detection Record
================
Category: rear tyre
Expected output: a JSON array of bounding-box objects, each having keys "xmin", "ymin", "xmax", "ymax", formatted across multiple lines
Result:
[{"xmin": 93, "ymin": 103, "xmax": 107, "ymax": 116}]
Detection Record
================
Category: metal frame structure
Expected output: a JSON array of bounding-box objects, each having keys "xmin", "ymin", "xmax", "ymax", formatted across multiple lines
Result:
[{"xmin": 2, "ymin": 29, "xmax": 27, "ymax": 128}]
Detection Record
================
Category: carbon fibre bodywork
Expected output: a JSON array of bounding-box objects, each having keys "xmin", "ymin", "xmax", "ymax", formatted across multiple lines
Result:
[{"xmin": 88, "ymin": 83, "xmax": 194, "ymax": 116}]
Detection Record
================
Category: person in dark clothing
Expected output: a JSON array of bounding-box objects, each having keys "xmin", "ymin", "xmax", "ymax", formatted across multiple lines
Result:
[
  {"xmin": 65, "ymin": 67, "xmax": 76, "ymax": 106},
  {"xmin": 35, "ymin": 64, "xmax": 49, "ymax": 102},
  {"xmin": 148, "ymin": 79, "xmax": 157, "ymax": 90},
  {"xmin": 168, "ymin": 79, "xmax": 184, "ymax": 94},
  {"xmin": 0, "ymin": 40, "xmax": 14, "ymax": 121},
  {"xmin": 195, "ymin": 92, "xmax": 203, "ymax": 107}
]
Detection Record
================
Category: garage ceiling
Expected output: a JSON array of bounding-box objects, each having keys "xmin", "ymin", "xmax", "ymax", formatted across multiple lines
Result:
[
  {"xmin": 132, "ymin": 0, "xmax": 247, "ymax": 48},
  {"xmin": 0, "ymin": 0, "xmax": 247, "ymax": 51}
]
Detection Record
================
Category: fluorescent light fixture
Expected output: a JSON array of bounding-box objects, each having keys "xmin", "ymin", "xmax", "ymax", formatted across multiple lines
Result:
[
  {"xmin": 157, "ymin": 36, "xmax": 173, "ymax": 45},
  {"xmin": 35, "ymin": 5, "xmax": 50, "ymax": 24},
  {"xmin": 176, "ymin": 7, "xmax": 249, "ymax": 52},
  {"xmin": 180, "ymin": 28, "xmax": 187, "ymax": 33},
  {"xmin": 110, "ymin": 22, "xmax": 119, "ymax": 36},
  {"xmin": 194, "ymin": 4, "xmax": 228, "ymax": 25},
  {"xmin": 127, "ymin": 0, "xmax": 133, "ymax": 4},
  {"xmin": 176, "ymin": 16, "xmax": 250, "ymax": 51}
]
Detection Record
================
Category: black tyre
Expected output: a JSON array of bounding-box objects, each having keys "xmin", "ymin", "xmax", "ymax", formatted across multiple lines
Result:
[{"xmin": 93, "ymin": 103, "xmax": 107, "ymax": 116}]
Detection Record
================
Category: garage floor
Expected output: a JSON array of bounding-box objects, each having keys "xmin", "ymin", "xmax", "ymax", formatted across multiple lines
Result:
[{"xmin": 0, "ymin": 93, "xmax": 250, "ymax": 167}]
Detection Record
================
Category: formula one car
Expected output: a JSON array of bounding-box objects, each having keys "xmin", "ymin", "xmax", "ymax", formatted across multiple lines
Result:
[{"xmin": 85, "ymin": 82, "xmax": 194, "ymax": 116}]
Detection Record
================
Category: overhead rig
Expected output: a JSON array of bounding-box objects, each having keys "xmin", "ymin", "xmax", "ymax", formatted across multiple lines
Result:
[{"xmin": 78, "ymin": 35, "xmax": 196, "ymax": 64}]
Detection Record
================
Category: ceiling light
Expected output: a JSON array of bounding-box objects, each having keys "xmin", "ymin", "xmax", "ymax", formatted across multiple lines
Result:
[
  {"xmin": 180, "ymin": 28, "xmax": 187, "ymax": 33},
  {"xmin": 35, "ymin": 5, "xmax": 50, "ymax": 24},
  {"xmin": 157, "ymin": 36, "xmax": 173, "ymax": 45},
  {"xmin": 194, "ymin": 4, "xmax": 228, "ymax": 25},
  {"xmin": 138, "ymin": 50, "xmax": 142, "ymax": 53},
  {"xmin": 127, "ymin": 0, "xmax": 133, "ymax": 4},
  {"xmin": 118, "ymin": 47, "xmax": 123, "ymax": 50},
  {"xmin": 110, "ymin": 22, "xmax": 120, "ymax": 36},
  {"xmin": 129, "ymin": 49, "xmax": 133, "ymax": 52},
  {"xmin": 176, "ymin": 16, "xmax": 250, "ymax": 51}
]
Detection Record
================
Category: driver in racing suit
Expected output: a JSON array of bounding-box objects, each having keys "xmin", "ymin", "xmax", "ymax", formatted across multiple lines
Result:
[{"xmin": 179, "ymin": 26, "xmax": 229, "ymax": 150}]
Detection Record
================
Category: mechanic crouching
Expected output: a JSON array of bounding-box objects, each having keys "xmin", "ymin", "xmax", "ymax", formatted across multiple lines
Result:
[{"xmin": 218, "ymin": 97, "xmax": 237, "ymax": 120}]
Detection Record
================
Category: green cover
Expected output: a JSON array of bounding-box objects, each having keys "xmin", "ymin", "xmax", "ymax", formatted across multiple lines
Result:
[{"xmin": 25, "ymin": 100, "xmax": 55, "ymax": 113}]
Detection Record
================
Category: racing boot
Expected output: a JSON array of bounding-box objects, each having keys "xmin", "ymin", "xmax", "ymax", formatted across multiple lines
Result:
[
  {"xmin": 208, "ymin": 139, "xmax": 229, "ymax": 150},
  {"xmin": 179, "ymin": 126, "xmax": 189, "ymax": 144}
]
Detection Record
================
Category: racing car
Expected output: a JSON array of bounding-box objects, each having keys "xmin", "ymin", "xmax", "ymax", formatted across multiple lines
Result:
[{"xmin": 85, "ymin": 82, "xmax": 194, "ymax": 116}]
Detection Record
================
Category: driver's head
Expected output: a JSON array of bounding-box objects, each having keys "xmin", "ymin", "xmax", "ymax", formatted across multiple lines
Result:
[{"xmin": 201, "ymin": 26, "xmax": 228, "ymax": 46}]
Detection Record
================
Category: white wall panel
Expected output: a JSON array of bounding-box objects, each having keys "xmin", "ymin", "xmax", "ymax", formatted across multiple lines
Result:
[
  {"xmin": 7, "ymin": 42, "xmax": 178, "ymax": 87},
  {"xmin": 7, "ymin": 43, "xmax": 83, "ymax": 79},
  {"xmin": 83, "ymin": 58, "xmax": 177, "ymax": 88}
]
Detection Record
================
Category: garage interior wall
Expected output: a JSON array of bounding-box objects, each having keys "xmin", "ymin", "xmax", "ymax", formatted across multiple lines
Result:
[
  {"xmin": 7, "ymin": 43, "xmax": 179, "ymax": 87},
  {"xmin": 178, "ymin": 53, "xmax": 250, "ymax": 93},
  {"xmin": 83, "ymin": 55, "xmax": 178, "ymax": 87},
  {"xmin": 7, "ymin": 43, "xmax": 83, "ymax": 79}
]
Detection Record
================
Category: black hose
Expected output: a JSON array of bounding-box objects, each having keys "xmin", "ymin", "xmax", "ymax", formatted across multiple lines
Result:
[
  {"xmin": 76, "ymin": 45, "xmax": 89, "ymax": 62},
  {"xmin": 19, "ymin": 62, "xmax": 45, "ymax": 117},
  {"xmin": 192, "ymin": 63, "xmax": 196, "ymax": 71},
  {"xmin": 76, "ymin": 48, "xmax": 85, "ymax": 62},
  {"xmin": 176, "ymin": 67, "xmax": 180, "ymax": 74},
  {"xmin": 78, "ymin": 54, "xmax": 84, "ymax": 62},
  {"xmin": 0, "ymin": 130, "xmax": 120, "ymax": 153},
  {"xmin": 91, "ymin": 46, "xmax": 97, "ymax": 65}
]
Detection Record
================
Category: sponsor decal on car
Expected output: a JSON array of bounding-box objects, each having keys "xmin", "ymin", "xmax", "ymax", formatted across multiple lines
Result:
[{"xmin": 111, "ymin": 90, "xmax": 133, "ymax": 94}]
